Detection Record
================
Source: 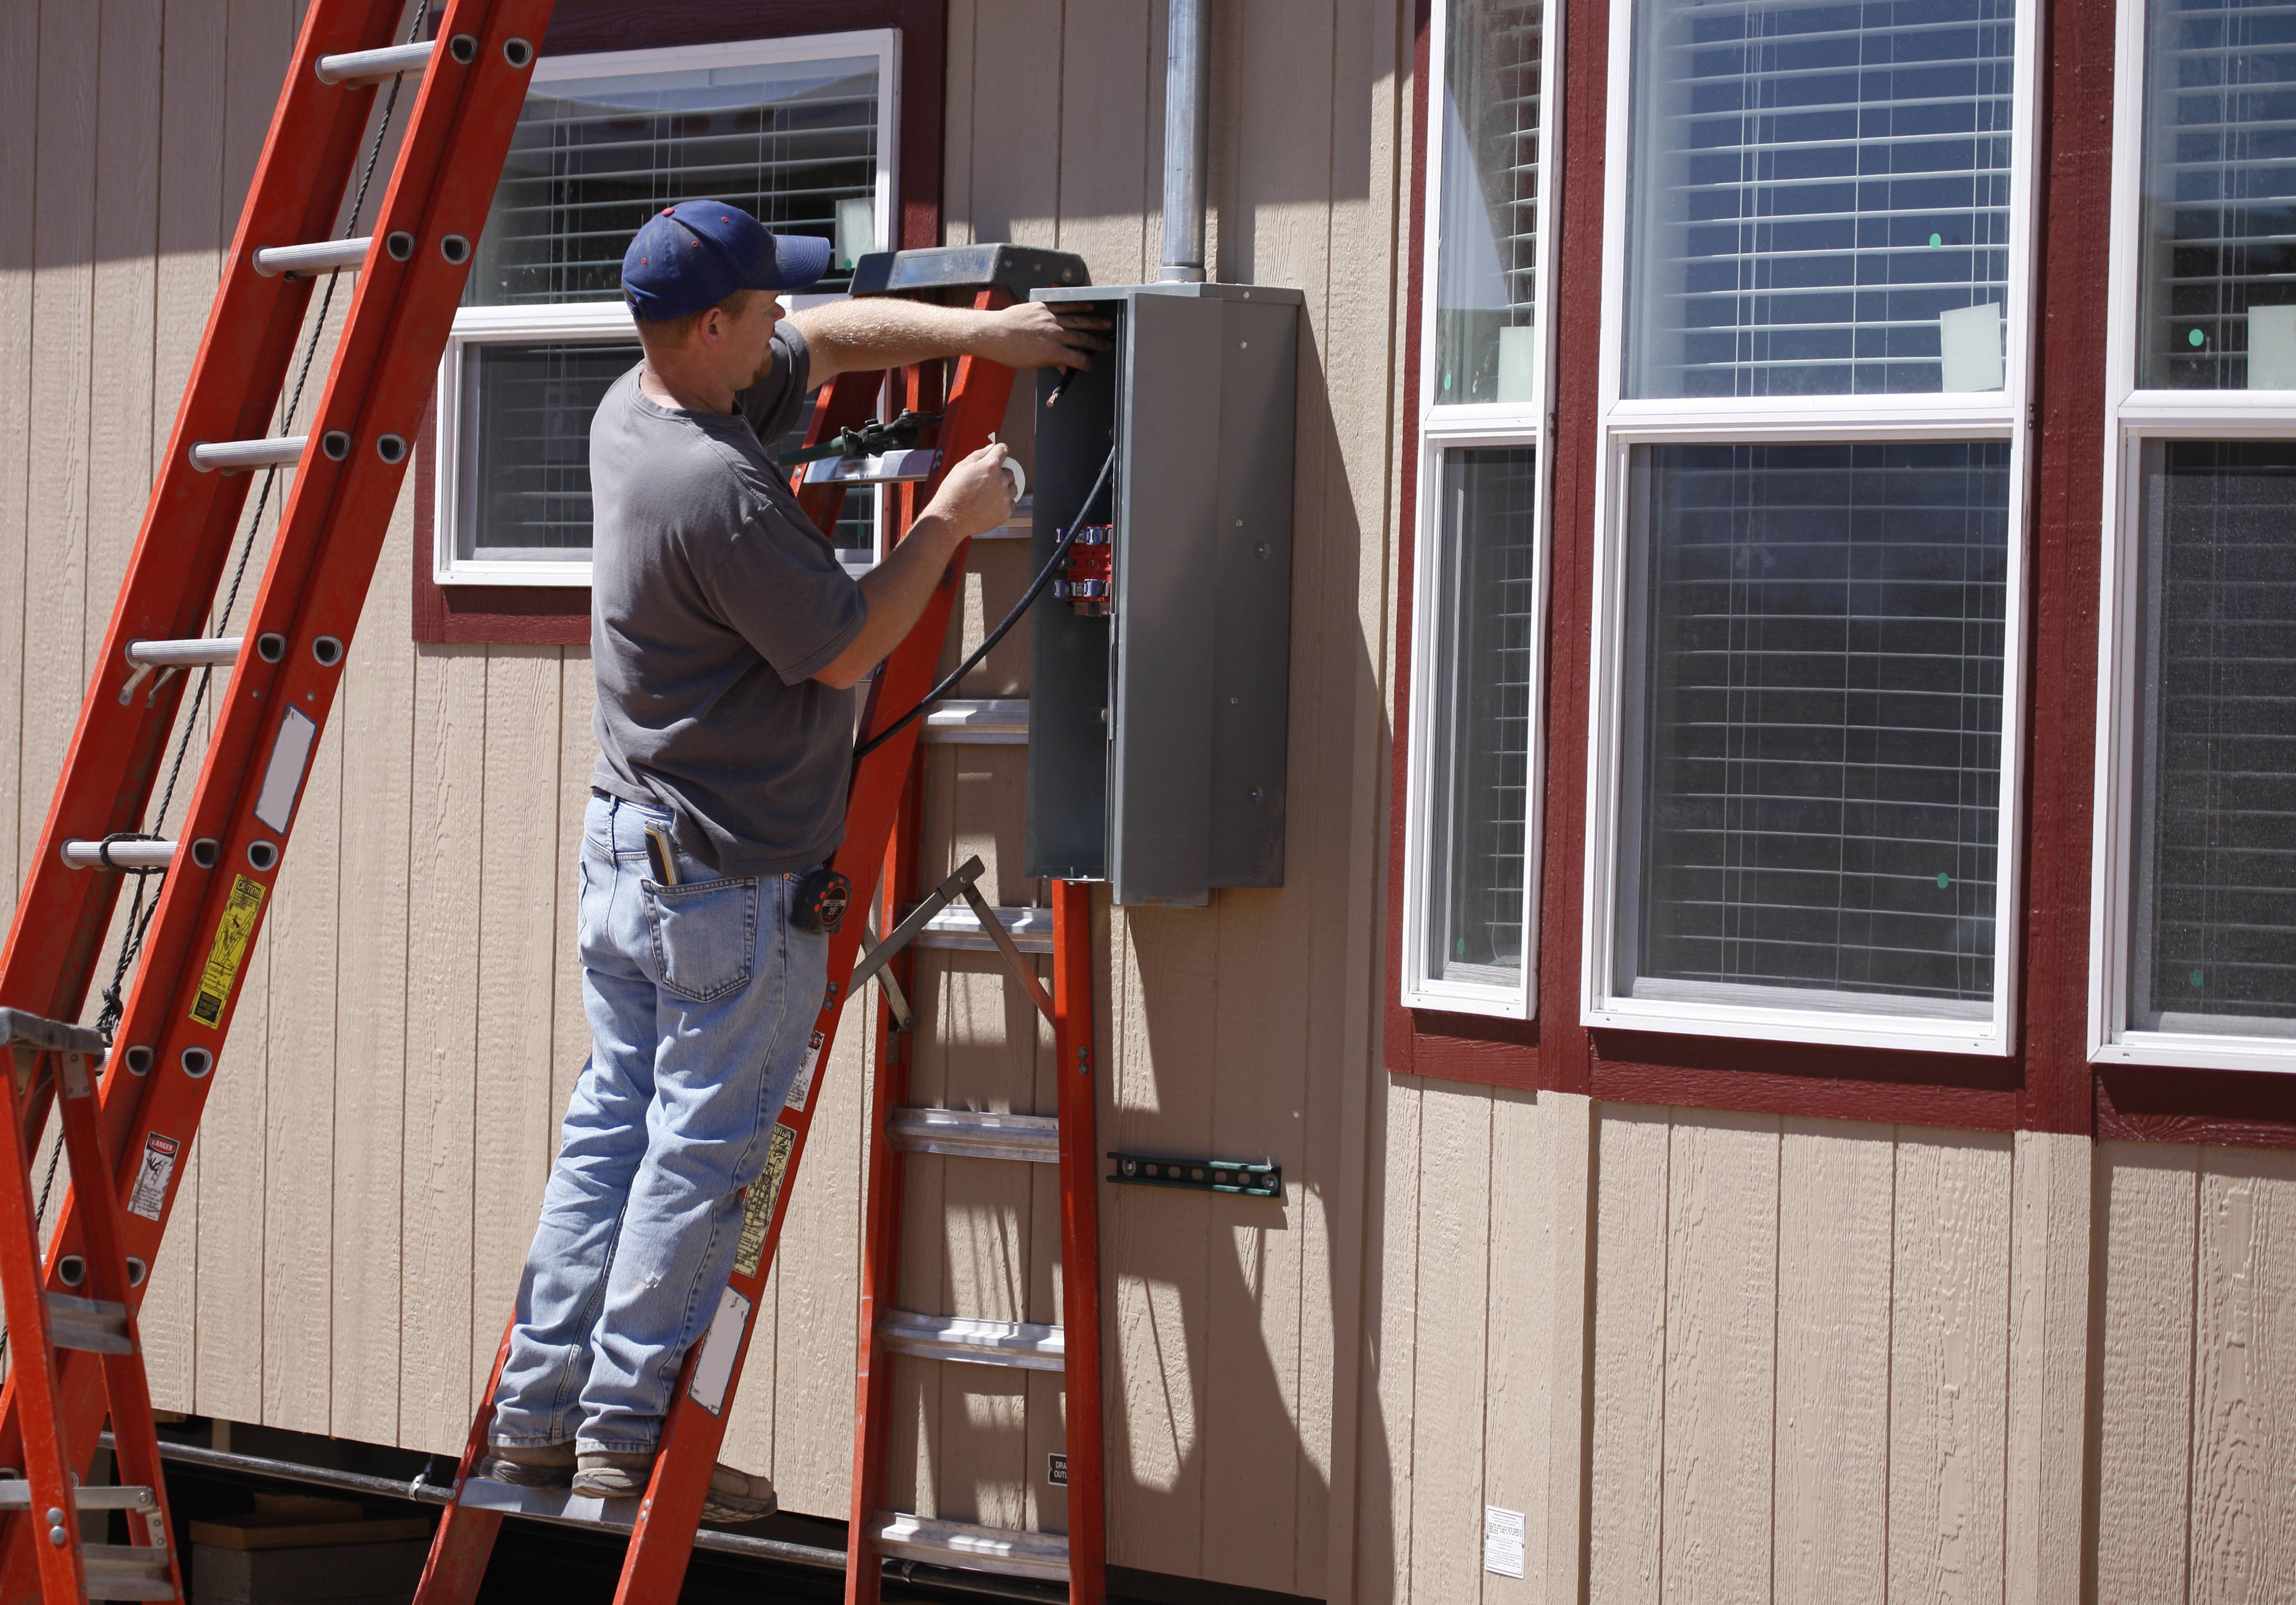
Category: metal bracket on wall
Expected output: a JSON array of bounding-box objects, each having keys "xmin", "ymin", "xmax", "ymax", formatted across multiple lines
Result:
[{"xmin": 1105, "ymin": 1152, "xmax": 1281, "ymax": 1199}]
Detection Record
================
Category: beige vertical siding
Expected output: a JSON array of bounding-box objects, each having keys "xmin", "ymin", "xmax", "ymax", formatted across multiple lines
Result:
[{"xmin": 13, "ymin": 4, "xmax": 2296, "ymax": 1603}]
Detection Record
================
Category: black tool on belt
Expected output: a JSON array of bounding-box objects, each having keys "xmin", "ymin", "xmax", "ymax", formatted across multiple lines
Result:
[{"xmin": 790, "ymin": 863, "xmax": 851, "ymax": 934}]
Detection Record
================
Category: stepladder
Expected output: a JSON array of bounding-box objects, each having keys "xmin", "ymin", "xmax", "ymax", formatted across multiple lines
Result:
[
  {"xmin": 0, "ymin": 0, "xmax": 551, "ymax": 1597},
  {"xmin": 0, "ymin": 1013, "xmax": 179, "ymax": 1603},
  {"xmin": 410, "ymin": 244, "xmax": 1110, "ymax": 1605}
]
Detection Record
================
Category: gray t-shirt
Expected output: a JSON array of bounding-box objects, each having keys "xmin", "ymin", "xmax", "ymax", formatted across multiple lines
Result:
[{"xmin": 588, "ymin": 323, "xmax": 867, "ymax": 877}]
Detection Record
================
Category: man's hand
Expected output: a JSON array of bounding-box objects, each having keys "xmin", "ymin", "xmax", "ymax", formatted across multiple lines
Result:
[
  {"xmin": 924, "ymin": 442, "xmax": 1021, "ymax": 539},
  {"xmin": 965, "ymin": 304, "xmax": 1113, "ymax": 372}
]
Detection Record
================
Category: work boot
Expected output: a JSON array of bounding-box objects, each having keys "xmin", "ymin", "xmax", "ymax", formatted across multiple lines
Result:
[
  {"xmin": 571, "ymin": 1451, "xmax": 778, "ymax": 1524},
  {"xmin": 476, "ymin": 1440, "xmax": 575, "ymax": 1487}
]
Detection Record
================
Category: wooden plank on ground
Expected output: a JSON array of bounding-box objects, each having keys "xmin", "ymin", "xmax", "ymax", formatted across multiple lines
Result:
[
  {"xmin": 1660, "ymin": 1109, "xmax": 1778, "ymax": 1605},
  {"xmin": 1888, "ymin": 1128, "xmax": 2013, "ymax": 1605},
  {"xmin": 2092, "ymin": 1140, "xmax": 2197, "ymax": 1605},
  {"xmin": 1773, "ymin": 1117, "xmax": 1892, "ymax": 1605}
]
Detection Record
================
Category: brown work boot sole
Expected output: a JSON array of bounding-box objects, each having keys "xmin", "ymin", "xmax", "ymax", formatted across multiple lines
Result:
[{"xmin": 476, "ymin": 1442, "xmax": 575, "ymax": 1488}]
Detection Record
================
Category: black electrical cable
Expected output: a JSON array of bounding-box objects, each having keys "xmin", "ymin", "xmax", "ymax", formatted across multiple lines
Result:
[{"xmin": 853, "ymin": 443, "xmax": 1118, "ymax": 761}]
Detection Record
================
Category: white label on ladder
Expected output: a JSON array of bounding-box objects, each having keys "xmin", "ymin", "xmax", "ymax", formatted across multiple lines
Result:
[
  {"xmin": 127, "ymin": 1133, "xmax": 181, "ymax": 1221},
  {"xmin": 686, "ymin": 1286, "xmax": 752, "ymax": 1417},
  {"xmin": 784, "ymin": 1030, "xmax": 825, "ymax": 1112},
  {"xmin": 254, "ymin": 707, "xmax": 319, "ymax": 833}
]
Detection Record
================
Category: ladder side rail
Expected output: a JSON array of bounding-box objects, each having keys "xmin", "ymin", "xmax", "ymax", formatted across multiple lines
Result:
[
  {"xmin": 0, "ymin": 0, "xmax": 414, "ymax": 1036},
  {"xmin": 0, "ymin": 1047, "xmax": 89, "ymax": 1602},
  {"xmin": 843, "ymin": 751, "xmax": 928, "ymax": 1605},
  {"xmin": 49, "ymin": 1052, "xmax": 184, "ymax": 1600},
  {"xmin": 790, "ymin": 369, "xmax": 878, "ymax": 533},
  {"xmin": 410, "ymin": 1317, "xmax": 515, "ymax": 1605},
  {"xmin": 0, "ymin": 4, "xmax": 552, "ymax": 1591},
  {"xmin": 611, "ymin": 316, "xmax": 1018, "ymax": 1605},
  {"xmin": 1050, "ymin": 878, "xmax": 1107, "ymax": 1604}
]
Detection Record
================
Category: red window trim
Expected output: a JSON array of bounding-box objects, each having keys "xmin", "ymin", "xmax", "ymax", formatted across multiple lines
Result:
[
  {"xmin": 411, "ymin": 0, "xmax": 945, "ymax": 646},
  {"xmin": 1385, "ymin": 0, "xmax": 2296, "ymax": 1149}
]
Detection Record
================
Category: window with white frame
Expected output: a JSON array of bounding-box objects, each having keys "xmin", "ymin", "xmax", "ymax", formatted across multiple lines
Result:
[
  {"xmin": 434, "ymin": 32, "xmax": 897, "ymax": 586},
  {"xmin": 2093, "ymin": 0, "xmax": 2296, "ymax": 1070},
  {"xmin": 1402, "ymin": 0, "xmax": 1559, "ymax": 1017},
  {"xmin": 1584, "ymin": 0, "xmax": 2037, "ymax": 1053}
]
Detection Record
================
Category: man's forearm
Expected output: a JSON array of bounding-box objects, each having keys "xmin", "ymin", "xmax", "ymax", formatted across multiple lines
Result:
[
  {"xmin": 788, "ymin": 299, "xmax": 991, "ymax": 384},
  {"xmin": 812, "ymin": 514, "xmax": 968, "ymax": 689}
]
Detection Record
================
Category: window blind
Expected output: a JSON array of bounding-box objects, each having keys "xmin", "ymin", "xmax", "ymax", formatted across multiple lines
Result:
[
  {"xmin": 1434, "ymin": 0, "xmax": 1544, "ymax": 404},
  {"xmin": 2133, "ymin": 440, "xmax": 2296, "ymax": 1033},
  {"xmin": 1623, "ymin": 441, "xmax": 2006, "ymax": 1011},
  {"xmin": 1625, "ymin": 0, "xmax": 2016, "ymax": 398},
  {"xmin": 1421, "ymin": 448, "xmax": 1540, "ymax": 988},
  {"xmin": 2140, "ymin": 0, "xmax": 2296, "ymax": 387},
  {"xmin": 469, "ymin": 55, "xmax": 881, "ymax": 308}
]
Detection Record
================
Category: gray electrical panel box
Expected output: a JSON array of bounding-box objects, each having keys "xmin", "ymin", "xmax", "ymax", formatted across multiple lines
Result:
[{"xmin": 1024, "ymin": 282, "xmax": 1303, "ymax": 907}]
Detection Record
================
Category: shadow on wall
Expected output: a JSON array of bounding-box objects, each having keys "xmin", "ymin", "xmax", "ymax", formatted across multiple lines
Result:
[{"xmin": 1092, "ymin": 300, "xmax": 1396, "ymax": 1602}]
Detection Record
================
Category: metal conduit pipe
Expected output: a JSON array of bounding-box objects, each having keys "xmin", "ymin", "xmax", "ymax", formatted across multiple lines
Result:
[{"xmin": 1158, "ymin": 0, "xmax": 1212, "ymax": 283}]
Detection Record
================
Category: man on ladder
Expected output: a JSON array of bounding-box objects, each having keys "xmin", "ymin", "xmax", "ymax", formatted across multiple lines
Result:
[{"xmin": 472, "ymin": 200, "xmax": 1105, "ymax": 1519}]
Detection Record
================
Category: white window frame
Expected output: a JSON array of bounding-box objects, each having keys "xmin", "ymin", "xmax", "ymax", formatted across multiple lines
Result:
[
  {"xmin": 432, "ymin": 29, "xmax": 900, "ymax": 587},
  {"xmin": 2088, "ymin": 0, "xmax": 2296, "ymax": 1074},
  {"xmin": 1399, "ymin": 0, "xmax": 1567, "ymax": 1019},
  {"xmin": 1578, "ymin": 0, "xmax": 2044, "ymax": 1055}
]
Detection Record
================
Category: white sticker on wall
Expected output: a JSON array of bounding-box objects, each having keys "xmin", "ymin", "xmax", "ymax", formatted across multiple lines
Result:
[
  {"xmin": 1484, "ymin": 1504, "xmax": 1526, "ymax": 1579},
  {"xmin": 2249, "ymin": 305, "xmax": 2296, "ymax": 389},
  {"xmin": 1939, "ymin": 302, "xmax": 2005, "ymax": 393},
  {"xmin": 253, "ymin": 707, "xmax": 318, "ymax": 833},
  {"xmin": 686, "ymin": 1285, "xmax": 752, "ymax": 1417}
]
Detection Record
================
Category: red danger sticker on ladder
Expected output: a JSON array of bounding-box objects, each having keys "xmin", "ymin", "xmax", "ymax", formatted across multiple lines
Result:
[{"xmin": 127, "ymin": 1133, "xmax": 180, "ymax": 1222}]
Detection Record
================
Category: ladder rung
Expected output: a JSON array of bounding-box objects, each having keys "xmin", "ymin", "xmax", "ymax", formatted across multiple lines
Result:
[
  {"xmin": 43, "ymin": 1293, "xmax": 132, "ymax": 1354},
  {"xmin": 880, "ymin": 1310, "xmax": 1065, "ymax": 1371},
  {"xmin": 0, "ymin": 1483, "xmax": 158, "ymax": 1512},
  {"xmin": 921, "ymin": 700, "xmax": 1029, "ymax": 745},
  {"xmin": 913, "ymin": 903, "xmax": 1053, "ymax": 955},
  {"xmin": 252, "ymin": 236, "xmax": 372, "ymax": 277},
  {"xmin": 868, "ymin": 1512, "xmax": 1070, "ymax": 1583},
  {"xmin": 801, "ymin": 447, "xmax": 939, "ymax": 486},
  {"xmin": 125, "ymin": 637, "xmax": 241, "ymax": 669},
  {"xmin": 0, "ymin": 1009, "xmax": 107, "ymax": 1059},
  {"xmin": 189, "ymin": 435, "xmax": 307, "ymax": 473},
  {"xmin": 887, "ymin": 1108, "xmax": 1060, "ymax": 1165},
  {"xmin": 79, "ymin": 1543, "xmax": 174, "ymax": 1601},
  {"xmin": 312, "ymin": 39, "xmax": 434, "ymax": 85},
  {"xmin": 60, "ymin": 840, "xmax": 175, "ymax": 872}
]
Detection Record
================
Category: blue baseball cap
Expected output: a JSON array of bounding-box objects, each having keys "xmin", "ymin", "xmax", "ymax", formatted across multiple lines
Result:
[{"xmin": 620, "ymin": 200, "xmax": 834, "ymax": 321}]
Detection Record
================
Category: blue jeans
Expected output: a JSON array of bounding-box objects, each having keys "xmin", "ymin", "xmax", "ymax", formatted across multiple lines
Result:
[{"xmin": 489, "ymin": 792, "xmax": 825, "ymax": 1454}]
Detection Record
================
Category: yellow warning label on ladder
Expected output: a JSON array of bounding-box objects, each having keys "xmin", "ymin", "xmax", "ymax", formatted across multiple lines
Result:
[
  {"xmin": 190, "ymin": 875, "xmax": 268, "ymax": 1026},
  {"xmin": 734, "ymin": 1123, "xmax": 797, "ymax": 1277}
]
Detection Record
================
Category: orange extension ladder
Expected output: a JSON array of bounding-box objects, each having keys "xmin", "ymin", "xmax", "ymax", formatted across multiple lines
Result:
[
  {"xmin": 411, "ymin": 246, "xmax": 1110, "ymax": 1605},
  {"xmin": 0, "ymin": 0, "xmax": 550, "ymax": 1597}
]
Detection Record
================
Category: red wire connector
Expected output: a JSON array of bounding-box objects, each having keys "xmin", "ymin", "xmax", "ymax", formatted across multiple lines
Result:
[{"xmin": 1054, "ymin": 524, "xmax": 1114, "ymax": 615}]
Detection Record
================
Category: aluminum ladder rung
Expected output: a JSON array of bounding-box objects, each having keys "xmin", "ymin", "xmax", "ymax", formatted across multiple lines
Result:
[
  {"xmin": 253, "ymin": 236, "xmax": 372, "ymax": 278},
  {"xmin": 867, "ymin": 1512, "xmax": 1069, "ymax": 1583},
  {"xmin": 887, "ymin": 1108, "xmax": 1060, "ymax": 1165},
  {"xmin": 59, "ymin": 840, "xmax": 174, "ymax": 872},
  {"xmin": 312, "ymin": 39, "xmax": 434, "ymax": 84},
  {"xmin": 189, "ymin": 435, "xmax": 306, "ymax": 474},
  {"xmin": 79, "ymin": 1544, "xmax": 174, "ymax": 1602},
  {"xmin": 800, "ymin": 447, "xmax": 939, "ymax": 486},
  {"xmin": 0, "ymin": 1483, "xmax": 159, "ymax": 1513},
  {"xmin": 125, "ymin": 637, "xmax": 241, "ymax": 669},
  {"xmin": 879, "ymin": 1310, "xmax": 1064, "ymax": 1371},
  {"xmin": 913, "ymin": 903, "xmax": 1053, "ymax": 955},
  {"xmin": 921, "ymin": 700, "xmax": 1029, "ymax": 745},
  {"xmin": 42, "ymin": 1293, "xmax": 132, "ymax": 1355}
]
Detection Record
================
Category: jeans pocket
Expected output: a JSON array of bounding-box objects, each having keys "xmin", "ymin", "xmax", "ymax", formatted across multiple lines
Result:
[{"xmin": 644, "ymin": 875, "xmax": 760, "ymax": 1003}]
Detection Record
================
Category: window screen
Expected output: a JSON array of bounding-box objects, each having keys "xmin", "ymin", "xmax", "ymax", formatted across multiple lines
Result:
[
  {"xmin": 1623, "ymin": 0, "xmax": 2017, "ymax": 398},
  {"xmin": 469, "ymin": 55, "xmax": 881, "ymax": 308},
  {"xmin": 1620, "ymin": 441, "xmax": 2007, "ymax": 1012},
  {"xmin": 2132, "ymin": 440, "xmax": 2296, "ymax": 1034},
  {"xmin": 2139, "ymin": 0, "xmax": 2296, "ymax": 388},
  {"xmin": 1434, "ymin": 0, "xmax": 1544, "ymax": 405},
  {"xmin": 1421, "ymin": 448, "xmax": 1540, "ymax": 989}
]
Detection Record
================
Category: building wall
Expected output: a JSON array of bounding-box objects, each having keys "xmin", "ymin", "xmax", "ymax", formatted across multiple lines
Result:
[{"xmin": 2, "ymin": 2, "xmax": 2290, "ymax": 1603}]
